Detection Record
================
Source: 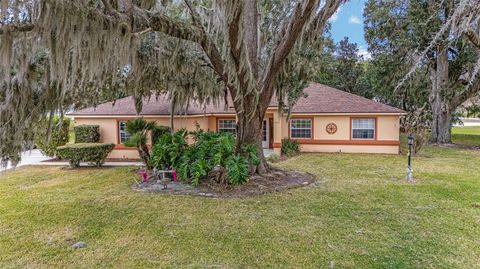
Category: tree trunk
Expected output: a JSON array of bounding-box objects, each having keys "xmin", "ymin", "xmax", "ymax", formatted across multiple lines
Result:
[
  {"xmin": 235, "ymin": 104, "xmax": 269, "ymax": 175},
  {"xmin": 430, "ymin": 103, "xmax": 452, "ymax": 144},
  {"xmin": 138, "ymin": 144, "xmax": 151, "ymax": 169},
  {"xmin": 429, "ymin": 45, "xmax": 452, "ymax": 144}
]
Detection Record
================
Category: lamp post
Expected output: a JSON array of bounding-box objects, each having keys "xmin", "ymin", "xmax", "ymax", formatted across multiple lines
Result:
[{"xmin": 406, "ymin": 134, "xmax": 414, "ymax": 182}]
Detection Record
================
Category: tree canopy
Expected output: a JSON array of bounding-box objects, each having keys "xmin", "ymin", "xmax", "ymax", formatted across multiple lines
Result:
[{"xmin": 0, "ymin": 0, "xmax": 343, "ymax": 170}]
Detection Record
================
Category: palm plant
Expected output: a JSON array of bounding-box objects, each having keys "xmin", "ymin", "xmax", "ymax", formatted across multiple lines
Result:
[{"xmin": 124, "ymin": 118, "xmax": 162, "ymax": 169}]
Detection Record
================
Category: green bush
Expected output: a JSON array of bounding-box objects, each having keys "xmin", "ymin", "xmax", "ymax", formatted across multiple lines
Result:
[
  {"xmin": 151, "ymin": 130, "xmax": 259, "ymax": 186},
  {"xmin": 123, "ymin": 118, "xmax": 166, "ymax": 169},
  {"xmin": 35, "ymin": 117, "xmax": 71, "ymax": 157},
  {"xmin": 56, "ymin": 143, "xmax": 114, "ymax": 168},
  {"xmin": 281, "ymin": 138, "xmax": 300, "ymax": 156},
  {"xmin": 151, "ymin": 125, "xmax": 171, "ymax": 145},
  {"xmin": 266, "ymin": 153, "xmax": 280, "ymax": 162},
  {"xmin": 74, "ymin": 125, "xmax": 100, "ymax": 143}
]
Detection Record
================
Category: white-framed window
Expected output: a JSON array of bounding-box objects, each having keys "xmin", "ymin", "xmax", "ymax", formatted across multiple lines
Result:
[
  {"xmin": 119, "ymin": 121, "xmax": 131, "ymax": 144},
  {"xmin": 218, "ymin": 119, "xmax": 236, "ymax": 134},
  {"xmin": 352, "ymin": 118, "xmax": 375, "ymax": 139},
  {"xmin": 290, "ymin": 119, "xmax": 312, "ymax": 139}
]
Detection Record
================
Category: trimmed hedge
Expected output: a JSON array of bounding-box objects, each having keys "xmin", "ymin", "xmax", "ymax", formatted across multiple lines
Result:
[
  {"xmin": 74, "ymin": 125, "xmax": 100, "ymax": 143},
  {"xmin": 35, "ymin": 117, "xmax": 71, "ymax": 157},
  {"xmin": 56, "ymin": 143, "xmax": 115, "ymax": 168}
]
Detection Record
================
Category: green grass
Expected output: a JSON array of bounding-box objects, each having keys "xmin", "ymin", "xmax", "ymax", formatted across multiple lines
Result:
[
  {"xmin": 452, "ymin": 126, "xmax": 480, "ymax": 146},
  {"xmin": 1, "ymin": 146, "xmax": 480, "ymax": 268}
]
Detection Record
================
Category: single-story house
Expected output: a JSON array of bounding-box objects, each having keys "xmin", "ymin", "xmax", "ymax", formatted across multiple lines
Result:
[{"xmin": 69, "ymin": 83, "xmax": 406, "ymax": 159}]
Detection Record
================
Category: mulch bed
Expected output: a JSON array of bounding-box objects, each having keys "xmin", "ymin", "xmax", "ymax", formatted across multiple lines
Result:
[{"xmin": 132, "ymin": 169, "xmax": 316, "ymax": 198}]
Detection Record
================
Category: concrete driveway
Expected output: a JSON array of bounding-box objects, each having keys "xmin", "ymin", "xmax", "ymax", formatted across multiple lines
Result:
[{"xmin": 2, "ymin": 149, "xmax": 50, "ymax": 171}]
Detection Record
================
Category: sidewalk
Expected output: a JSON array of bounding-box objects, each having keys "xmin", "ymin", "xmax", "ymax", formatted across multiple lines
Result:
[
  {"xmin": 2, "ymin": 149, "xmax": 143, "ymax": 171},
  {"xmin": 3, "ymin": 150, "xmax": 51, "ymax": 171},
  {"xmin": 31, "ymin": 161, "xmax": 143, "ymax": 167}
]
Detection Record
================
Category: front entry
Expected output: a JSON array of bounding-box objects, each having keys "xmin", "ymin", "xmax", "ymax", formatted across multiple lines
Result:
[{"xmin": 262, "ymin": 119, "xmax": 270, "ymax": 148}]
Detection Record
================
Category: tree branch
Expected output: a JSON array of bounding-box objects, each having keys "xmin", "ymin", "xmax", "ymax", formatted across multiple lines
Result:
[
  {"xmin": 183, "ymin": 1, "xmax": 227, "ymax": 80},
  {"xmin": 452, "ymin": 76, "xmax": 480, "ymax": 108},
  {"xmin": 243, "ymin": 0, "xmax": 259, "ymax": 78},
  {"xmin": 0, "ymin": 23, "xmax": 35, "ymax": 35},
  {"xmin": 260, "ymin": 0, "xmax": 343, "ymax": 109},
  {"xmin": 260, "ymin": 0, "xmax": 319, "ymax": 106},
  {"xmin": 464, "ymin": 29, "xmax": 480, "ymax": 50},
  {"xmin": 226, "ymin": 1, "xmax": 257, "ymax": 105}
]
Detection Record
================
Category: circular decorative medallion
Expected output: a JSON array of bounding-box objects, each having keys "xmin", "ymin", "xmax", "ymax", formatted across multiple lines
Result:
[{"xmin": 326, "ymin": 123, "xmax": 338, "ymax": 135}]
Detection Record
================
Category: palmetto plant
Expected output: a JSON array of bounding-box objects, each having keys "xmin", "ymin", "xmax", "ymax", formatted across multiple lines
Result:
[
  {"xmin": 124, "ymin": 118, "xmax": 161, "ymax": 169},
  {"xmin": 151, "ymin": 130, "xmax": 260, "ymax": 186}
]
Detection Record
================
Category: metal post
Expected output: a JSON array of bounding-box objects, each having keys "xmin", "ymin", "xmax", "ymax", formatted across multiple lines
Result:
[{"xmin": 406, "ymin": 134, "xmax": 414, "ymax": 182}]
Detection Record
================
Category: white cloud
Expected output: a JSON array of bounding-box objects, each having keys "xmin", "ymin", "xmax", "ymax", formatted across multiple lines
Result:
[
  {"xmin": 348, "ymin": 15, "xmax": 361, "ymax": 24},
  {"xmin": 329, "ymin": 7, "xmax": 341, "ymax": 22},
  {"xmin": 358, "ymin": 48, "xmax": 372, "ymax": 60}
]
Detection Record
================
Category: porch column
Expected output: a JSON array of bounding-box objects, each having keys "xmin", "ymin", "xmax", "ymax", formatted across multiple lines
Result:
[{"xmin": 273, "ymin": 110, "xmax": 283, "ymax": 155}]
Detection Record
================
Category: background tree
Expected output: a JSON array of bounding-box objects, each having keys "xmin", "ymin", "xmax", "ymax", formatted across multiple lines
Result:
[
  {"xmin": 0, "ymin": 0, "xmax": 344, "ymax": 172},
  {"xmin": 316, "ymin": 36, "xmax": 373, "ymax": 98},
  {"xmin": 365, "ymin": 0, "xmax": 480, "ymax": 144}
]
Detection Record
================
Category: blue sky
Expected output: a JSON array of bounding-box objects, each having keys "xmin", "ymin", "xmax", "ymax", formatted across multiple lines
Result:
[{"xmin": 329, "ymin": 0, "xmax": 369, "ymax": 58}]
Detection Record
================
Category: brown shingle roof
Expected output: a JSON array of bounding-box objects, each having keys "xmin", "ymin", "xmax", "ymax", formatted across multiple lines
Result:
[
  {"xmin": 291, "ymin": 83, "xmax": 405, "ymax": 113},
  {"xmin": 70, "ymin": 83, "xmax": 405, "ymax": 116}
]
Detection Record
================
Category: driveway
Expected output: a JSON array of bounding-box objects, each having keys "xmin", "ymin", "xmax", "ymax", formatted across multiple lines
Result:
[{"xmin": 2, "ymin": 150, "xmax": 50, "ymax": 171}]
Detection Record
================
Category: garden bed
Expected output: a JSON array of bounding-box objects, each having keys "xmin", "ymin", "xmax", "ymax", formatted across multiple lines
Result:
[{"xmin": 132, "ymin": 169, "xmax": 315, "ymax": 198}]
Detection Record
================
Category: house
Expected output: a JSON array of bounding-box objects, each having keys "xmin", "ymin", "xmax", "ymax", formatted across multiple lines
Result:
[{"xmin": 69, "ymin": 83, "xmax": 406, "ymax": 159}]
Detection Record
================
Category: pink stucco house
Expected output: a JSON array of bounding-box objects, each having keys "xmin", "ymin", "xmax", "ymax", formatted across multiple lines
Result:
[{"xmin": 69, "ymin": 83, "xmax": 406, "ymax": 159}]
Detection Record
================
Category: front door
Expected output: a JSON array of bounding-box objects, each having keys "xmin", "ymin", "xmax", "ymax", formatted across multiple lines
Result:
[{"xmin": 262, "ymin": 119, "xmax": 269, "ymax": 148}]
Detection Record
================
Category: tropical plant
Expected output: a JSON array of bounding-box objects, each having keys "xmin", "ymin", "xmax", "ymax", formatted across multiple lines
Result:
[
  {"xmin": 35, "ymin": 117, "xmax": 71, "ymax": 157},
  {"xmin": 151, "ymin": 130, "xmax": 259, "ymax": 186},
  {"xmin": 151, "ymin": 125, "xmax": 171, "ymax": 145},
  {"xmin": 124, "ymin": 118, "xmax": 164, "ymax": 169},
  {"xmin": 56, "ymin": 143, "xmax": 115, "ymax": 168}
]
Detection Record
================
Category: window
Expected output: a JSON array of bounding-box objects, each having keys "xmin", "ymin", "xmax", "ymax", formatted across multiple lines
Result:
[
  {"xmin": 119, "ymin": 121, "xmax": 131, "ymax": 144},
  {"xmin": 352, "ymin": 118, "xmax": 375, "ymax": 139},
  {"xmin": 290, "ymin": 119, "xmax": 312, "ymax": 139},
  {"xmin": 218, "ymin": 119, "xmax": 236, "ymax": 134}
]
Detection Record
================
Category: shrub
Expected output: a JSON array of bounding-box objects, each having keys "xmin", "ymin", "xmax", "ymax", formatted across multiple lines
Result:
[
  {"xmin": 281, "ymin": 138, "xmax": 300, "ymax": 156},
  {"xmin": 74, "ymin": 125, "xmax": 100, "ymax": 143},
  {"xmin": 56, "ymin": 143, "xmax": 114, "ymax": 168},
  {"xmin": 151, "ymin": 130, "xmax": 258, "ymax": 186},
  {"xmin": 151, "ymin": 125, "xmax": 171, "ymax": 145},
  {"xmin": 266, "ymin": 153, "xmax": 280, "ymax": 162},
  {"xmin": 124, "ymin": 118, "xmax": 166, "ymax": 169},
  {"xmin": 35, "ymin": 117, "xmax": 71, "ymax": 157}
]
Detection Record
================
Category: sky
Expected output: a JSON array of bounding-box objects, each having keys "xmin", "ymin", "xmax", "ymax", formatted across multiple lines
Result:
[{"xmin": 329, "ymin": 0, "xmax": 370, "ymax": 58}]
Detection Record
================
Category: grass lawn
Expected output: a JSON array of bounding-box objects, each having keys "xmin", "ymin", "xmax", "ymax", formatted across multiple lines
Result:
[
  {"xmin": 1, "ymin": 130, "xmax": 479, "ymax": 268},
  {"xmin": 452, "ymin": 126, "xmax": 480, "ymax": 146}
]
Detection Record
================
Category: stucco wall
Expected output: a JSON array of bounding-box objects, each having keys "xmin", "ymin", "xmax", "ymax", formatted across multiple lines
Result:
[
  {"xmin": 272, "ymin": 114, "xmax": 401, "ymax": 154},
  {"xmin": 299, "ymin": 144, "xmax": 399, "ymax": 154},
  {"xmin": 74, "ymin": 116, "xmax": 216, "ymax": 159},
  {"xmin": 75, "ymin": 118, "xmax": 118, "ymax": 144},
  {"xmin": 74, "ymin": 113, "xmax": 402, "ymax": 158}
]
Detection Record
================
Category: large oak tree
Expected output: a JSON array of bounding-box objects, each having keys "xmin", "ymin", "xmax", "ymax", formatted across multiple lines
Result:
[
  {"xmin": 365, "ymin": 0, "xmax": 480, "ymax": 144},
  {"xmin": 0, "ymin": 0, "xmax": 343, "ymax": 170}
]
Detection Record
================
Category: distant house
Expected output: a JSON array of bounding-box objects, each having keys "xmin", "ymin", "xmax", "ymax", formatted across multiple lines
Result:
[{"xmin": 69, "ymin": 83, "xmax": 406, "ymax": 159}]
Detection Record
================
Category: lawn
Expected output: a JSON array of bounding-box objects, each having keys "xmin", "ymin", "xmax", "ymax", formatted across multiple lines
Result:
[
  {"xmin": 0, "ymin": 129, "xmax": 479, "ymax": 268},
  {"xmin": 452, "ymin": 126, "xmax": 480, "ymax": 146}
]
